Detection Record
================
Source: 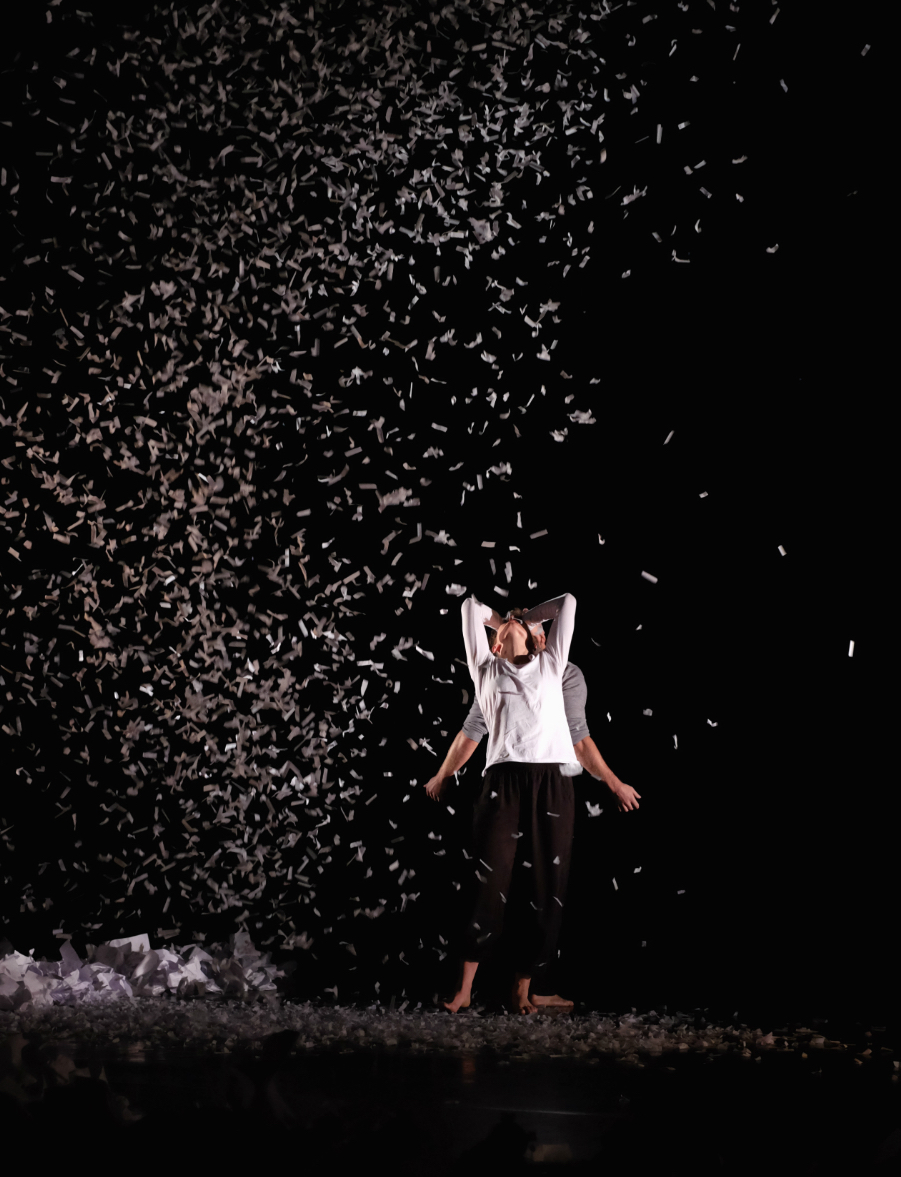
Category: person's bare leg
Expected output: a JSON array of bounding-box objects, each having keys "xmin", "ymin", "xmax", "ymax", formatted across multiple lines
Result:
[
  {"xmin": 443, "ymin": 960, "xmax": 479, "ymax": 1012},
  {"xmin": 511, "ymin": 972, "xmax": 538, "ymax": 1015}
]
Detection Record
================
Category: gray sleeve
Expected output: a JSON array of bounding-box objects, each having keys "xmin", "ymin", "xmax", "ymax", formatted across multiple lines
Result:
[
  {"xmin": 461, "ymin": 692, "xmax": 488, "ymax": 742},
  {"xmin": 563, "ymin": 662, "xmax": 590, "ymax": 744}
]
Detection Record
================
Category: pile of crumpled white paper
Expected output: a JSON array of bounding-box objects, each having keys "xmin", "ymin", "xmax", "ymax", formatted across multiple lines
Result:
[{"xmin": 0, "ymin": 930, "xmax": 282, "ymax": 1010}]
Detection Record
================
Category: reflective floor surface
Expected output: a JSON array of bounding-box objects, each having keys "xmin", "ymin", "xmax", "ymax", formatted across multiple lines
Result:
[{"xmin": 2, "ymin": 1004, "xmax": 899, "ymax": 1175}]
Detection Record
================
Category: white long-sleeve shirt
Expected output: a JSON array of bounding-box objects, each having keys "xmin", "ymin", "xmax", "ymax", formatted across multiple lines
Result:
[{"xmin": 461, "ymin": 593, "xmax": 582, "ymax": 779}]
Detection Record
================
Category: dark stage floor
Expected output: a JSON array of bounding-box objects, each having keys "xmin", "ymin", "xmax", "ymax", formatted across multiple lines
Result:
[{"xmin": 2, "ymin": 997, "xmax": 898, "ymax": 1175}]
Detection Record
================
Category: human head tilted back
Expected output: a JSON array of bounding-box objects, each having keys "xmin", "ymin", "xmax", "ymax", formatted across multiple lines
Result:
[{"xmin": 487, "ymin": 606, "xmax": 546, "ymax": 659}]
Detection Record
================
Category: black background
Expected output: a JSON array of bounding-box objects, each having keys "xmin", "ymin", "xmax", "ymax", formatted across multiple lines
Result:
[{"xmin": 0, "ymin": 1, "xmax": 892, "ymax": 1026}]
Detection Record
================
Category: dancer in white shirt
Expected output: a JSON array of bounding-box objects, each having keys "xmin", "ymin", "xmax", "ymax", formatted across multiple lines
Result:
[
  {"xmin": 443, "ymin": 593, "xmax": 579, "ymax": 1015},
  {"xmin": 426, "ymin": 624, "xmax": 642, "ymax": 1009}
]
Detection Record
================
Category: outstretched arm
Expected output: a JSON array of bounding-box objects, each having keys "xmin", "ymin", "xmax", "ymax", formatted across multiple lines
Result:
[
  {"xmin": 574, "ymin": 736, "xmax": 642, "ymax": 812},
  {"xmin": 573, "ymin": 736, "xmax": 616, "ymax": 784},
  {"xmin": 424, "ymin": 730, "xmax": 642, "ymax": 810},
  {"xmin": 424, "ymin": 731, "xmax": 479, "ymax": 800}
]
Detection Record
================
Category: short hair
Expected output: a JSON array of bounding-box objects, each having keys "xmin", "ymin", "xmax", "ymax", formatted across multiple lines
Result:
[{"xmin": 487, "ymin": 606, "xmax": 537, "ymax": 656}]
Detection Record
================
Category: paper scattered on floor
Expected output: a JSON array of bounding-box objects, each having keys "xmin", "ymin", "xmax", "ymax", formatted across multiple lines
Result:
[{"xmin": 0, "ymin": 934, "xmax": 866, "ymax": 1068}]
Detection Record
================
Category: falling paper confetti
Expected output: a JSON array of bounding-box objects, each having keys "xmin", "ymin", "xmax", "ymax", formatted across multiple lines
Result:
[{"xmin": 0, "ymin": 0, "xmax": 824, "ymax": 1008}]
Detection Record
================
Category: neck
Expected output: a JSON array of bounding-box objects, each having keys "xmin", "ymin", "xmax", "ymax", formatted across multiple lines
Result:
[{"xmin": 500, "ymin": 645, "xmax": 530, "ymax": 664}]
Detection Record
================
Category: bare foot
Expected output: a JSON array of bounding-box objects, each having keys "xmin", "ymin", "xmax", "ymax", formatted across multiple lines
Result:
[
  {"xmin": 442, "ymin": 992, "xmax": 471, "ymax": 1012},
  {"xmin": 511, "ymin": 987, "xmax": 538, "ymax": 1015},
  {"xmin": 531, "ymin": 994, "xmax": 574, "ymax": 1009}
]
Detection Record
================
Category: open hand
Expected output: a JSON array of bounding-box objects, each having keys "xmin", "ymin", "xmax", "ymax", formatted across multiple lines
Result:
[
  {"xmin": 610, "ymin": 779, "xmax": 641, "ymax": 812},
  {"xmin": 424, "ymin": 775, "xmax": 446, "ymax": 802}
]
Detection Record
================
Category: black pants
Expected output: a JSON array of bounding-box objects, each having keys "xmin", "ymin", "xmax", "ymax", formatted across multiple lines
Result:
[{"xmin": 461, "ymin": 762, "xmax": 575, "ymax": 991}]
